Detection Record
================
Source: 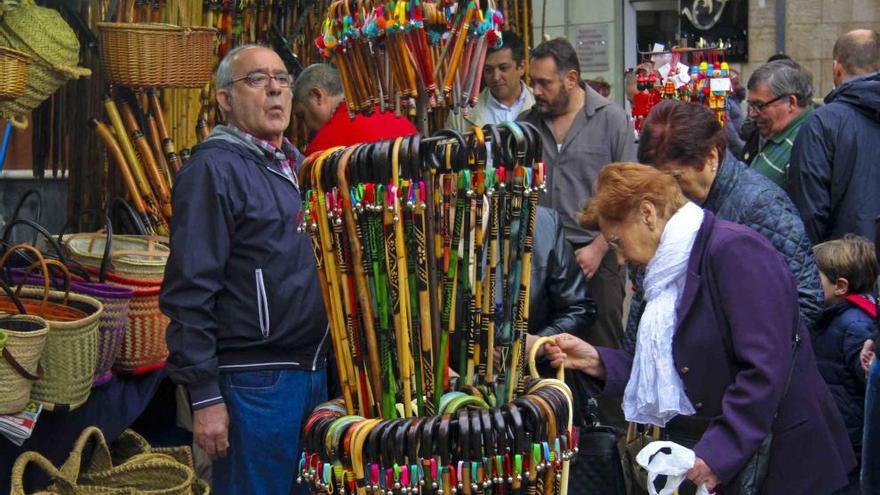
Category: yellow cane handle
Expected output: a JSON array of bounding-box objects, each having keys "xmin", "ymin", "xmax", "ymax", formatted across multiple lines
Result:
[{"xmin": 528, "ymin": 336, "xmax": 564, "ymax": 381}]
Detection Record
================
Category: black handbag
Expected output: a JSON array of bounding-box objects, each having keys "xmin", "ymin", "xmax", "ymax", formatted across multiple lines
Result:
[
  {"xmin": 567, "ymin": 370, "xmax": 627, "ymax": 495},
  {"xmin": 725, "ymin": 333, "xmax": 801, "ymax": 495}
]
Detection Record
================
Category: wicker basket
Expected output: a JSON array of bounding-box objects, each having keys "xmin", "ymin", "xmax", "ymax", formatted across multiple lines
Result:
[
  {"xmin": 12, "ymin": 270, "xmax": 134, "ymax": 388},
  {"xmin": 64, "ymin": 233, "xmax": 170, "ymax": 281},
  {"xmin": 0, "ymin": 0, "xmax": 91, "ymax": 128},
  {"xmin": 0, "ymin": 314, "xmax": 48, "ymax": 414},
  {"xmin": 97, "ymin": 22, "xmax": 216, "ymax": 88},
  {"xmin": 102, "ymin": 271, "xmax": 168, "ymax": 374},
  {"xmin": 0, "ymin": 45, "xmax": 30, "ymax": 100},
  {"xmin": 25, "ymin": 287, "xmax": 103, "ymax": 412}
]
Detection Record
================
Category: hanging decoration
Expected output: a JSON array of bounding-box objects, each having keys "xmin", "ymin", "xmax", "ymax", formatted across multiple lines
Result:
[{"xmin": 632, "ymin": 45, "xmax": 732, "ymax": 133}]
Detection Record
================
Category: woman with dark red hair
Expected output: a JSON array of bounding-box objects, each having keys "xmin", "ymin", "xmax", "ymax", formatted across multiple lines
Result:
[
  {"xmin": 622, "ymin": 100, "xmax": 823, "ymax": 355},
  {"xmin": 543, "ymin": 163, "xmax": 854, "ymax": 494}
]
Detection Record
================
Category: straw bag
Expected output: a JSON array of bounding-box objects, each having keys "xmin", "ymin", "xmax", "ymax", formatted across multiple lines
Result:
[
  {"xmin": 0, "ymin": 44, "xmax": 30, "ymax": 100},
  {"xmin": 0, "ymin": 306, "xmax": 48, "ymax": 414},
  {"xmin": 0, "ymin": 245, "xmax": 88, "ymax": 321},
  {"xmin": 10, "ymin": 426, "xmax": 200, "ymax": 495},
  {"xmin": 0, "ymin": 246, "xmax": 104, "ymax": 411},
  {"xmin": 101, "ymin": 270, "xmax": 168, "ymax": 374},
  {"xmin": 64, "ymin": 233, "xmax": 169, "ymax": 281},
  {"xmin": 108, "ymin": 430, "xmax": 210, "ymax": 494},
  {"xmin": 0, "ymin": 0, "xmax": 91, "ymax": 128}
]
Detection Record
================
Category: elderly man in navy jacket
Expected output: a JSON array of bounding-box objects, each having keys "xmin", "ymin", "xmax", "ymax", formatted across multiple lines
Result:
[{"xmin": 161, "ymin": 45, "xmax": 328, "ymax": 494}]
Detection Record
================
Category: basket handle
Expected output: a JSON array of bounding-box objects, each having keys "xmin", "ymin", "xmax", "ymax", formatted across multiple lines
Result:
[
  {"xmin": 58, "ymin": 208, "xmax": 113, "ymax": 283},
  {"xmin": 0, "ymin": 277, "xmax": 26, "ymax": 314},
  {"xmin": 108, "ymin": 196, "xmax": 149, "ymax": 236},
  {"xmin": 0, "ymin": 244, "xmax": 50, "ymax": 315},
  {"xmin": 20, "ymin": 259, "xmax": 75, "ymax": 309},
  {"xmin": 1, "ymin": 218, "xmax": 68, "ymax": 265},
  {"xmin": 10, "ymin": 451, "xmax": 77, "ymax": 495},
  {"xmin": 528, "ymin": 336, "xmax": 564, "ymax": 381},
  {"xmin": 2, "ymin": 347, "xmax": 43, "ymax": 380},
  {"xmin": 64, "ymin": 426, "xmax": 115, "ymax": 475}
]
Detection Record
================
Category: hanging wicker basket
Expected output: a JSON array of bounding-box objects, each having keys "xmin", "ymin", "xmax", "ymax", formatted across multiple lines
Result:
[
  {"xmin": 0, "ymin": 45, "xmax": 30, "ymax": 100},
  {"xmin": 97, "ymin": 22, "xmax": 216, "ymax": 88}
]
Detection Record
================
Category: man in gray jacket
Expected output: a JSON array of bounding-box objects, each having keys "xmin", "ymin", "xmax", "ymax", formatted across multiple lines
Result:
[{"xmin": 518, "ymin": 38, "xmax": 637, "ymax": 427}]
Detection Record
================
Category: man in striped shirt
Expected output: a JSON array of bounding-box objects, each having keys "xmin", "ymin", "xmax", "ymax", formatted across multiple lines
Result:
[{"xmin": 746, "ymin": 61, "xmax": 814, "ymax": 188}]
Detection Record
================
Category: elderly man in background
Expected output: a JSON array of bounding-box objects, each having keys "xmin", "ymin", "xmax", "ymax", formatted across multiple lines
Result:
[
  {"xmin": 745, "ymin": 60, "xmax": 814, "ymax": 188},
  {"xmin": 292, "ymin": 63, "xmax": 417, "ymax": 155},
  {"xmin": 789, "ymin": 28, "xmax": 880, "ymax": 244},
  {"xmin": 446, "ymin": 30, "xmax": 534, "ymax": 130}
]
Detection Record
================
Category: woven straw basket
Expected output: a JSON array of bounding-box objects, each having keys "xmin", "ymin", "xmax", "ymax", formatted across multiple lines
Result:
[
  {"xmin": 0, "ymin": 45, "xmax": 30, "ymax": 100},
  {"xmin": 102, "ymin": 271, "xmax": 168, "ymax": 374},
  {"xmin": 0, "ymin": 0, "xmax": 90, "ymax": 128},
  {"xmin": 21, "ymin": 287, "xmax": 103, "ymax": 412},
  {"xmin": 65, "ymin": 233, "xmax": 170, "ymax": 281},
  {"xmin": 97, "ymin": 22, "xmax": 216, "ymax": 88},
  {"xmin": 11, "ymin": 426, "xmax": 201, "ymax": 495},
  {"xmin": 0, "ymin": 314, "xmax": 48, "ymax": 414}
]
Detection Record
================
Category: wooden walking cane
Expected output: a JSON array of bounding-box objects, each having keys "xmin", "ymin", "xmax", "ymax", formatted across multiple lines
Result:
[
  {"xmin": 119, "ymin": 100, "xmax": 173, "ymax": 219},
  {"xmin": 337, "ymin": 145, "xmax": 383, "ymax": 418},
  {"xmin": 299, "ymin": 148, "xmax": 356, "ymax": 414},
  {"xmin": 90, "ymin": 119, "xmax": 156, "ymax": 234},
  {"xmin": 103, "ymin": 96, "xmax": 169, "ymax": 236},
  {"xmin": 145, "ymin": 113, "xmax": 173, "ymax": 189},
  {"xmin": 510, "ymin": 168, "xmax": 536, "ymax": 402},
  {"xmin": 387, "ymin": 137, "xmax": 414, "ymax": 417},
  {"xmin": 147, "ymin": 89, "xmax": 183, "ymax": 175},
  {"xmin": 326, "ymin": 152, "xmax": 373, "ymax": 418}
]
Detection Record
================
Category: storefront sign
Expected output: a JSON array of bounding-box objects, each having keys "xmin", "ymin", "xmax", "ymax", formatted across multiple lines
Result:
[{"xmin": 573, "ymin": 23, "xmax": 610, "ymax": 72}]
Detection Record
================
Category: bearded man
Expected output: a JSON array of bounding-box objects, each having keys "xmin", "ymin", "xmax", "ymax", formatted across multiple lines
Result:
[{"xmin": 518, "ymin": 37, "xmax": 636, "ymax": 428}]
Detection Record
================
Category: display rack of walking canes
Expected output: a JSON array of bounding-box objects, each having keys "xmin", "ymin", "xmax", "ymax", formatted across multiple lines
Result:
[
  {"xmin": 297, "ymin": 123, "xmax": 575, "ymax": 494},
  {"xmin": 315, "ymin": 0, "xmax": 504, "ymax": 129}
]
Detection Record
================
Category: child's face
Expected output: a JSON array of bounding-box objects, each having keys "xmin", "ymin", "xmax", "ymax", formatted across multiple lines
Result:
[{"xmin": 820, "ymin": 271, "xmax": 841, "ymax": 306}]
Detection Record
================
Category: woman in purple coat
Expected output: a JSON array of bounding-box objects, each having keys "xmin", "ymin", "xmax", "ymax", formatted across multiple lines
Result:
[{"xmin": 543, "ymin": 163, "xmax": 854, "ymax": 494}]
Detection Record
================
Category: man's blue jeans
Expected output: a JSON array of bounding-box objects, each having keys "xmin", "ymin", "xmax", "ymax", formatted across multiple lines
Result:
[
  {"xmin": 863, "ymin": 359, "xmax": 880, "ymax": 494},
  {"xmin": 213, "ymin": 368, "xmax": 327, "ymax": 495}
]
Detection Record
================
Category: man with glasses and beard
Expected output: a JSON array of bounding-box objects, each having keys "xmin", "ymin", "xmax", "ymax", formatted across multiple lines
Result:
[{"xmin": 518, "ymin": 37, "xmax": 637, "ymax": 428}]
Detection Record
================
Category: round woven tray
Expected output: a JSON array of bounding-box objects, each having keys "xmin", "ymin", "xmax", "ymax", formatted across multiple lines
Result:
[
  {"xmin": 97, "ymin": 22, "xmax": 216, "ymax": 88},
  {"xmin": 0, "ymin": 45, "xmax": 31, "ymax": 100}
]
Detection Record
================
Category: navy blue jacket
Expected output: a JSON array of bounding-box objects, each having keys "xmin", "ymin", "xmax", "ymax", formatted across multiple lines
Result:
[
  {"xmin": 789, "ymin": 72, "xmax": 880, "ymax": 243},
  {"xmin": 814, "ymin": 295, "xmax": 876, "ymax": 455},
  {"xmin": 625, "ymin": 154, "xmax": 824, "ymax": 352},
  {"xmin": 160, "ymin": 128, "xmax": 329, "ymax": 409}
]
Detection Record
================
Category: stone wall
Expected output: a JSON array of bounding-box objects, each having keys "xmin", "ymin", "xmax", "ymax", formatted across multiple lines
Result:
[{"xmin": 746, "ymin": 0, "xmax": 880, "ymax": 99}]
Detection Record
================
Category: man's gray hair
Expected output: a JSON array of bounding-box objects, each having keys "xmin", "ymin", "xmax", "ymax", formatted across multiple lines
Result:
[
  {"xmin": 292, "ymin": 63, "xmax": 344, "ymax": 104},
  {"xmin": 215, "ymin": 44, "xmax": 264, "ymax": 89},
  {"xmin": 747, "ymin": 60, "xmax": 814, "ymax": 107}
]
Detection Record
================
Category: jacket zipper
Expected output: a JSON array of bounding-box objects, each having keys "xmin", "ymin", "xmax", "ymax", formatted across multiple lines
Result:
[
  {"xmin": 255, "ymin": 268, "xmax": 270, "ymax": 338},
  {"xmin": 265, "ymin": 166, "xmax": 299, "ymax": 192},
  {"xmin": 312, "ymin": 325, "xmax": 329, "ymax": 370}
]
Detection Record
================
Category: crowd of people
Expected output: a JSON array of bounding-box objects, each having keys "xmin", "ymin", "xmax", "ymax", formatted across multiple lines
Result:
[{"xmin": 157, "ymin": 26, "xmax": 880, "ymax": 495}]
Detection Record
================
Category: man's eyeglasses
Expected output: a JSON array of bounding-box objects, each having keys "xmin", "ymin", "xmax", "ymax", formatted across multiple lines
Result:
[
  {"xmin": 226, "ymin": 71, "xmax": 293, "ymax": 89},
  {"xmin": 747, "ymin": 93, "xmax": 792, "ymax": 113}
]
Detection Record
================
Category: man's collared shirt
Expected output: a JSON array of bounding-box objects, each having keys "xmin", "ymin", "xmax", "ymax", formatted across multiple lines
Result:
[
  {"xmin": 225, "ymin": 124, "xmax": 299, "ymax": 187},
  {"xmin": 483, "ymin": 81, "xmax": 531, "ymax": 125},
  {"xmin": 752, "ymin": 106, "xmax": 814, "ymax": 188},
  {"xmin": 445, "ymin": 83, "xmax": 536, "ymax": 131}
]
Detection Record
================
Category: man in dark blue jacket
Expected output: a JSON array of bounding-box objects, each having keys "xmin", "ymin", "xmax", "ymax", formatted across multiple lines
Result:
[
  {"xmin": 160, "ymin": 45, "xmax": 328, "ymax": 494},
  {"xmin": 789, "ymin": 29, "xmax": 880, "ymax": 243}
]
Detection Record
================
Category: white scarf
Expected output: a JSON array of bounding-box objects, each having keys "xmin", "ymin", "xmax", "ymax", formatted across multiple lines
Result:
[{"xmin": 622, "ymin": 201, "xmax": 704, "ymax": 427}]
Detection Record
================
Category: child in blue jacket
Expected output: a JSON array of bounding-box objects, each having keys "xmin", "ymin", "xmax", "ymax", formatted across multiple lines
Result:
[{"xmin": 813, "ymin": 234, "xmax": 878, "ymax": 470}]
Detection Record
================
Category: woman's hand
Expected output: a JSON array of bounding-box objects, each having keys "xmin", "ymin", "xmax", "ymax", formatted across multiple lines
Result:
[
  {"xmin": 543, "ymin": 333, "xmax": 606, "ymax": 379},
  {"xmin": 861, "ymin": 339, "xmax": 875, "ymax": 374},
  {"xmin": 686, "ymin": 457, "xmax": 720, "ymax": 491}
]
